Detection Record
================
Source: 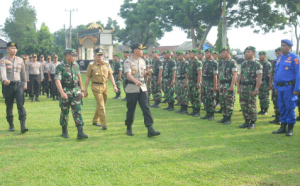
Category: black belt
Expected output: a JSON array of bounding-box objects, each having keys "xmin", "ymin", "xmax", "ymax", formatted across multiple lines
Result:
[
  {"xmin": 92, "ymin": 82, "xmax": 103, "ymax": 85},
  {"xmin": 220, "ymin": 80, "xmax": 232, "ymax": 84},
  {"xmin": 177, "ymin": 77, "xmax": 185, "ymax": 80},
  {"xmin": 128, "ymin": 80, "xmax": 144, "ymax": 84},
  {"xmin": 29, "ymin": 74, "xmax": 39, "ymax": 77},
  {"xmin": 62, "ymin": 83, "xmax": 78, "ymax": 89},
  {"xmin": 241, "ymin": 82, "xmax": 256, "ymax": 86},
  {"xmin": 203, "ymin": 76, "xmax": 213, "ymax": 80},
  {"xmin": 276, "ymin": 80, "xmax": 294, "ymax": 87},
  {"xmin": 9, "ymin": 81, "xmax": 21, "ymax": 85}
]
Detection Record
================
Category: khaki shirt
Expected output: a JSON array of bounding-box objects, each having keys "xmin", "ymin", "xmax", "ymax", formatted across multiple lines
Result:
[
  {"xmin": 0, "ymin": 56, "xmax": 27, "ymax": 87},
  {"xmin": 124, "ymin": 57, "xmax": 147, "ymax": 93},
  {"xmin": 43, "ymin": 62, "xmax": 51, "ymax": 73},
  {"xmin": 26, "ymin": 61, "xmax": 44, "ymax": 80},
  {"xmin": 86, "ymin": 61, "xmax": 113, "ymax": 83},
  {"xmin": 49, "ymin": 62, "xmax": 61, "ymax": 74}
]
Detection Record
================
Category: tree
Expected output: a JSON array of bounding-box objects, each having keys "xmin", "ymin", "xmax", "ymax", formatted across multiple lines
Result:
[
  {"xmin": 118, "ymin": 0, "xmax": 172, "ymax": 48},
  {"xmin": 0, "ymin": 25, "xmax": 5, "ymax": 38},
  {"xmin": 20, "ymin": 25, "xmax": 38, "ymax": 55},
  {"xmin": 106, "ymin": 17, "xmax": 121, "ymax": 42},
  {"xmin": 37, "ymin": 23, "xmax": 54, "ymax": 56},
  {"xmin": 214, "ymin": 20, "xmax": 229, "ymax": 52},
  {"xmin": 4, "ymin": 0, "xmax": 37, "ymax": 49}
]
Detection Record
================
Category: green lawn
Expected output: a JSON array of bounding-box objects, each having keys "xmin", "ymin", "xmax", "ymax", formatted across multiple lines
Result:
[{"xmin": 0, "ymin": 74, "xmax": 299, "ymax": 186}]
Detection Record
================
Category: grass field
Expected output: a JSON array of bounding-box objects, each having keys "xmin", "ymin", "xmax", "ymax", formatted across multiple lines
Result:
[{"xmin": 0, "ymin": 74, "xmax": 300, "ymax": 186}]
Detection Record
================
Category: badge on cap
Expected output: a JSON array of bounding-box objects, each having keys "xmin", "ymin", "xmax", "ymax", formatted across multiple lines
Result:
[
  {"xmin": 11, "ymin": 43, "xmax": 15, "ymax": 46},
  {"xmin": 208, "ymin": 49, "xmax": 210, "ymax": 51}
]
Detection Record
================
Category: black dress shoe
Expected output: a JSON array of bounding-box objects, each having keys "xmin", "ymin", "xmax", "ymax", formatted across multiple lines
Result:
[
  {"xmin": 126, "ymin": 128, "xmax": 134, "ymax": 136},
  {"xmin": 102, "ymin": 126, "xmax": 107, "ymax": 130},
  {"xmin": 93, "ymin": 123, "xmax": 101, "ymax": 127}
]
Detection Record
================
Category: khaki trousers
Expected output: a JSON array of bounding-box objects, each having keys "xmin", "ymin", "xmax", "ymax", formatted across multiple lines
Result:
[{"xmin": 92, "ymin": 82, "xmax": 108, "ymax": 126}]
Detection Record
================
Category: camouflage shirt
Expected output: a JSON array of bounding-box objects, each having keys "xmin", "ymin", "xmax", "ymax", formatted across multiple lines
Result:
[
  {"xmin": 271, "ymin": 60, "xmax": 277, "ymax": 76},
  {"xmin": 144, "ymin": 57, "xmax": 152, "ymax": 68},
  {"xmin": 218, "ymin": 58, "xmax": 238, "ymax": 81},
  {"xmin": 152, "ymin": 58, "xmax": 163, "ymax": 77},
  {"xmin": 162, "ymin": 59, "xmax": 176, "ymax": 79},
  {"xmin": 202, "ymin": 59, "xmax": 219, "ymax": 78},
  {"xmin": 55, "ymin": 61, "xmax": 81, "ymax": 91},
  {"xmin": 260, "ymin": 60, "xmax": 272, "ymax": 80},
  {"xmin": 176, "ymin": 59, "xmax": 189, "ymax": 79},
  {"xmin": 240, "ymin": 59, "xmax": 263, "ymax": 83},
  {"xmin": 187, "ymin": 58, "xmax": 203, "ymax": 81},
  {"xmin": 109, "ymin": 60, "xmax": 116, "ymax": 72},
  {"xmin": 113, "ymin": 61, "xmax": 122, "ymax": 75}
]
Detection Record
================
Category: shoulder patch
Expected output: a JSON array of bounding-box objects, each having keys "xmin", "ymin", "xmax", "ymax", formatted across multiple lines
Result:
[{"xmin": 295, "ymin": 58, "xmax": 299, "ymax": 65}]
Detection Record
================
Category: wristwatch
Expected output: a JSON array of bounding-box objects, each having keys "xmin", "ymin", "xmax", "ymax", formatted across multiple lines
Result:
[
  {"xmin": 81, "ymin": 90, "xmax": 84, "ymax": 93},
  {"xmin": 255, "ymin": 88, "xmax": 259, "ymax": 91},
  {"xmin": 197, "ymin": 84, "xmax": 201, "ymax": 86}
]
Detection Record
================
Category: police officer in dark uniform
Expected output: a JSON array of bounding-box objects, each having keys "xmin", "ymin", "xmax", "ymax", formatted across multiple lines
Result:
[
  {"xmin": 273, "ymin": 39, "xmax": 300, "ymax": 136},
  {"xmin": 0, "ymin": 42, "xmax": 28, "ymax": 133},
  {"xmin": 123, "ymin": 43, "xmax": 160, "ymax": 138}
]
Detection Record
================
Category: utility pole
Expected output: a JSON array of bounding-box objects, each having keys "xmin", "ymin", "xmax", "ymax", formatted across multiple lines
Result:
[
  {"xmin": 222, "ymin": 0, "xmax": 227, "ymax": 47},
  {"xmin": 64, "ymin": 24, "xmax": 67, "ymax": 49},
  {"xmin": 65, "ymin": 9, "xmax": 78, "ymax": 48}
]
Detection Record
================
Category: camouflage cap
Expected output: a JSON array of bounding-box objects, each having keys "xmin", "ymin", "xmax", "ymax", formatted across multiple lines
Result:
[
  {"xmin": 152, "ymin": 49, "xmax": 159, "ymax": 54},
  {"xmin": 65, "ymin": 48, "xmax": 78, "ymax": 56},
  {"xmin": 143, "ymin": 50, "xmax": 149, "ymax": 54},
  {"xmin": 259, "ymin": 51, "xmax": 267, "ymax": 55},
  {"xmin": 220, "ymin": 46, "xmax": 230, "ymax": 52},
  {"xmin": 185, "ymin": 51, "xmax": 190, "ymax": 54},
  {"xmin": 95, "ymin": 48, "xmax": 105, "ymax": 55},
  {"xmin": 177, "ymin": 51, "xmax": 185, "ymax": 55},
  {"xmin": 162, "ymin": 51, "xmax": 166, "ymax": 55},
  {"xmin": 123, "ymin": 50, "xmax": 130, "ymax": 54},
  {"xmin": 166, "ymin": 50, "xmax": 172, "ymax": 54},
  {"xmin": 113, "ymin": 54, "xmax": 120, "ymax": 58},
  {"xmin": 189, "ymin": 49, "xmax": 198, "ymax": 54},
  {"xmin": 245, "ymin": 46, "xmax": 256, "ymax": 52},
  {"xmin": 275, "ymin": 47, "xmax": 281, "ymax": 52},
  {"xmin": 213, "ymin": 51, "xmax": 219, "ymax": 55},
  {"xmin": 205, "ymin": 48, "xmax": 214, "ymax": 53}
]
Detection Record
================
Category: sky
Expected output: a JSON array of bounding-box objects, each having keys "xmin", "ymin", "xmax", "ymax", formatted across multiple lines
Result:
[{"xmin": 0, "ymin": 0, "xmax": 295, "ymax": 51}]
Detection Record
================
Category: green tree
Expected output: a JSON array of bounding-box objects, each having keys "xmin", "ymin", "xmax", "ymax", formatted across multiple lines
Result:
[
  {"xmin": 37, "ymin": 23, "xmax": 54, "ymax": 56},
  {"xmin": 4, "ymin": 0, "xmax": 37, "ymax": 49},
  {"xmin": 106, "ymin": 17, "xmax": 121, "ymax": 42},
  {"xmin": 20, "ymin": 26, "xmax": 38, "ymax": 55},
  {"xmin": 118, "ymin": 0, "xmax": 172, "ymax": 48},
  {"xmin": 214, "ymin": 20, "xmax": 229, "ymax": 52}
]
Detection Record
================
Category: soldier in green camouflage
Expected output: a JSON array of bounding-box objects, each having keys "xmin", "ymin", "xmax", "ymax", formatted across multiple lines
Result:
[
  {"xmin": 217, "ymin": 46, "xmax": 238, "ymax": 125},
  {"xmin": 213, "ymin": 51, "xmax": 222, "ymax": 114},
  {"xmin": 257, "ymin": 51, "xmax": 272, "ymax": 115},
  {"xmin": 185, "ymin": 51, "xmax": 190, "ymax": 62},
  {"xmin": 150, "ymin": 50, "xmax": 163, "ymax": 108},
  {"xmin": 112, "ymin": 54, "xmax": 122, "ymax": 99},
  {"xmin": 269, "ymin": 47, "xmax": 282, "ymax": 124},
  {"xmin": 185, "ymin": 49, "xmax": 202, "ymax": 116},
  {"xmin": 200, "ymin": 48, "xmax": 219, "ymax": 121},
  {"xmin": 238, "ymin": 46, "xmax": 262, "ymax": 129},
  {"xmin": 162, "ymin": 50, "xmax": 177, "ymax": 111},
  {"xmin": 174, "ymin": 51, "xmax": 189, "ymax": 114},
  {"xmin": 144, "ymin": 50, "xmax": 152, "ymax": 101},
  {"xmin": 55, "ymin": 49, "xmax": 88, "ymax": 140},
  {"xmin": 197, "ymin": 51, "xmax": 206, "ymax": 110},
  {"xmin": 161, "ymin": 51, "xmax": 168, "ymax": 103}
]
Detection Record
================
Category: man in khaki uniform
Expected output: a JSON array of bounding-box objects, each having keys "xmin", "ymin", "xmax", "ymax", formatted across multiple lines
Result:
[{"xmin": 84, "ymin": 48, "xmax": 118, "ymax": 130}]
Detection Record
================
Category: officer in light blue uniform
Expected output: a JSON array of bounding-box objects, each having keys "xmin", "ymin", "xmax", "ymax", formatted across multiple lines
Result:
[{"xmin": 273, "ymin": 39, "xmax": 300, "ymax": 136}]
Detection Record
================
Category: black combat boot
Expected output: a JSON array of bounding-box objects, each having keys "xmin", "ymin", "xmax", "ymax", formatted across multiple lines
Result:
[
  {"xmin": 62, "ymin": 126, "xmax": 69, "ymax": 138},
  {"xmin": 262, "ymin": 107, "xmax": 268, "ymax": 115},
  {"xmin": 179, "ymin": 105, "xmax": 188, "ymax": 114},
  {"xmin": 247, "ymin": 120, "xmax": 255, "ymax": 129},
  {"xmin": 31, "ymin": 97, "xmax": 34, "ymax": 103},
  {"xmin": 201, "ymin": 112, "xmax": 209, "ymax": 119},
  {"xmin": 168, "ymin": 102, "xmax": 174, "ymax": 111},
  {"xmin": 93, "ymin": 122, "xmax": 101, "ymax": 127},
  {"xmin": 269, "ymin": 112, "xmax": 281, "ymax": 125},
  {"xmin": 192, "ymin": 108, "xmax": 200, "ymax": 117},
  {"xmin": 25, "ymin": 92, "xmax": 28, "ymax": 97},
  {"xmin": 215, "ymin": 108, "xmax": 222, "ymax": 114},
  {"xmin": 163, "ymin": 103, "xmax": 170, "ymax": 110},
  {"xmin": 77, "ymin": 125, "xmax": 88, "ymax": 140},
  {"xmin": 286, "ymin": 125, "xmax": 294, "ymax": 136},
  {"xmin": 112, "ymin": 93, "xmax": 117, "ymax": 99},
  {"xmin": 208, "ymin": 112, "xmax": 214, "ymax": 121},
  {"xmin": 9, "ymin": 122, "xmax": 15, "ymax": 132},
  {"xmin": 176, "ymin": 105, "xmax": 183, "ymax": 113},
  {"xmin": 115, "ymin": 93, "xmax": 121, "ymax": 99},
  {"xmin": 147, "ymin": 126, "xmax": 160, "ymax": 137},
  {"xmin": 153, "ymin": 101, "xmax": 161, "ymax": 108},
  {"xmin": 56, "ymin": 96, "xmax": 59, "ymax": 100},
  {"xmin": 161, "ymin": 99, "xmax": 167, "ymax": 103},
  {"xmin": 258, "ymin": 107, "xmax": 263, "ymax": 114},
  {"xmin": 272, "ymin": 123, "xmax": 287, "ymax": 134},
  {"xmin": 223, "ymin": 116, "xmax": 232, "ymax": 125},
  {"xmin": 35, "ymin": 96, "xmax": 40, "ymax": 102},
  {"xmin": 52, "ymin": 96, "xmax": 56, "ymax": 101},
  {"xmin": 217, "ymin": 115, "xmax": 226, "ymax": 123},
  {"xmin": 175, "ymin": 101, "xmax": 180, "ymax": 106},
  {"xmin": 239, "ymin": 119, "xmax": 250, "ymax": 128},
  {"xmin": 187, "ymin": 107, "xmax": 195, "ymax": 115},
  {"xmin": 126, "ymin": 127, "xmax": 134, "ymax": 136},
  {"xmin": 122, "ymin": 97, "xmax": 127, "ymax": 101},
  {"xmin": 20, "ymin": 120, "xmax": 28, "ymax": 134}
]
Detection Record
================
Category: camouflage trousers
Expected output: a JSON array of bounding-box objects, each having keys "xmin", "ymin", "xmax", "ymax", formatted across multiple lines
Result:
[
  {"xmin": 240, "ymin": 85, "xmax": 258, "ymax": 121},
  {"xmin": 188, "ymin": 82, "xmax": 201, "ymax": 108},
  {"xmin": 151, "ymin": 76, "xmax": 162, "ymax": 102},
  {"xmin": 219, "ymin": 83, "xmax": 236, "ymax": 116},
  {"xmin": 146, "ymin": 76, "xmax": 151, "ymax": 95},
  {"xmin": 163, "ymin": 78, "xmax": 175, "ymax": 103},
  {"xmin": 59, "ymin": 88, "xmax": 84, "ymax": 127},
  {"xmin": 202, "ymin": 80, "xmax": 216, "ymax": 112},
  {"xmin": 113, "ymin": 75, "xmax": 121, "ymax": 94},
  {"xmin": 216, "ymin": 90, "xmax": 220, "ymax": 104},
  {"xmin": 258, "ymin": 81, "xmax": 270, "ymax": 109},
  {"xmin": 175, "ymin": 79, "xmax": 189, "ymax": 105},
  {"xmin": 272, "ymin": 89, "xmax": 279, "ymax": 113}
]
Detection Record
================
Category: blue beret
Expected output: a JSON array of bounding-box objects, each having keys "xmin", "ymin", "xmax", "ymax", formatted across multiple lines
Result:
[{"xmin": 281, "ymin": 39, "xmax": 293, "ymax": 47}]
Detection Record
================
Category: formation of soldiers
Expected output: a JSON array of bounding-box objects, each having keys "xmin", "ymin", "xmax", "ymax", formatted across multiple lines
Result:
[
  {"xmin": 109, "ymin": 45, "xmax": 300, "ymax": 136},
  {"xmin": 23, "ymin": 54, "xmax": 62, "ymax": 102}
]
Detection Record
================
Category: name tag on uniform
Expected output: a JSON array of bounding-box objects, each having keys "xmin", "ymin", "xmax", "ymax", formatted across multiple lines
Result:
[
  {"xmin": 18, "ymin": 66, "xmax": 21, "ymax": 69},
  {"xmin": 31, "ymin": 65, "xmax": 34, "ymax": 67},
  {"xmin": 104, "ymin": 67, "xmax": 108, "ymax": 69},
  {"xmin": 6, "ymin": 61, "xmax": 11, "ymax": 64},
  {"xmin": 7, "ymin": 66, "xmax": 11, "ymax": 69}
]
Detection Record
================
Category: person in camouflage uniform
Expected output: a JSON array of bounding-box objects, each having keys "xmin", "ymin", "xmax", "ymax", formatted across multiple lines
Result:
[
  {"xmin": 162, "ymin": 50, "xmax": 177, "ymax": 111},
  {"xmin": 144, "ymin": 50, "xmax": 152, "ymax": 101},
  {"xmin": 122, "ymin": 51, "xmax": 130, "ymax": 101},
  {"xmin": 238, "ymin": 46, "xmax": 263, "ymax": 129},
  {"xmin": 200, "ymin": 48, "xmax": 219, "ymax": 121},
  {"xmin": 197, "ymin": 51, "xmax": 206, "ymax": 110},
  {"xmin": 174, "ymin": 51, "xmax": 189, "ymax": 114},
  {"xmin": 173, "ymin": 51, "xmax": 180, "ymax": 105},
  {"xmin": 185, "ymin": 49, "xmax": 202, "ymax": 116},
  {"xmin": 217, "ymin": 46, "xmax": 238, "ymax": 125},
  {"xmin": 112, "ymin": 54, "xmax": 122, "ymax": 99},
  {"xmin": 55, "ymin": 49, "xmax": 88, "ymax": 140},
  {"xmin": 161, "ymin": 51, "xmax": 168, "ymax": 103},
  {"xmin": 213, "ymin": 51, "xmax": 222, "ymax": 113},
  {"xmin": 150, "ymin": 49, "xmax": 163, "ymax": 108},
  {"xmin": 257, "ymin": 51, "xmax": 272, "ymax": 115},
  {"xmin": 185, "ymin": 51, "xmax": 190, "ymax": 62},
  {"xmin": 269, "ymin": 47, "xmax": 282, "ymax": 124}
]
